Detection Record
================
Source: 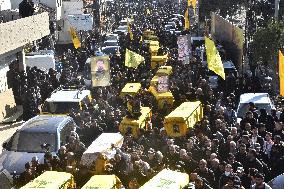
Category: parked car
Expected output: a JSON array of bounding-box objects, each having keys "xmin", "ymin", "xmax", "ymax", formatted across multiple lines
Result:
[
  {"xmin": 41, "ymin": 88, "xmax": 92, "ymax": 114},
  {"xmin": 0, "ymin": 115, "xmax": 77, "ymax": 175},
  {"xmin": 105, "ymin": 33, "xmax": 119, "ymax": 41},
  {"xmin": 114, "ymin": 25, "xmax": 128, "ymax": 35},
  {"xmin": 102, "ymin": 46, "xmax": 120, "ymax": 55},
  {"xmin": 102, "ymin": 40, "xmax": 119, "ymax": 48}
]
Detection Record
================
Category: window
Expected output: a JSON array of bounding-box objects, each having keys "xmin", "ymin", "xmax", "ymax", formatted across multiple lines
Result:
[{"xmin": 10, "ymin": 131, "xmax": 56, "ymax": 153}]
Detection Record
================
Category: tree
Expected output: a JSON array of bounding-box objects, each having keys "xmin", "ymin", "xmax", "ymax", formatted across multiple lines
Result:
[{"xmin": 250, "ymin": 19, "xmax": 284, "ymax": 67}]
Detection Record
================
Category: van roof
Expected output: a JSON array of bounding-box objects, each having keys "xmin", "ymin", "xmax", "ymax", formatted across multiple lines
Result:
[
  {"xmin": 223, "ymin": 60, "xmax": 235, "ymax": 69},
  {"xmin": 46, "ymin": 89, "xmax": 90, "ymax": 102},
  {"xmin": 19, "ymin": 115, "xmax": 72, "ymax": 133},
  {"xmin": 239, "ymin": 93, "xmax": 272, "ymax": 104}
]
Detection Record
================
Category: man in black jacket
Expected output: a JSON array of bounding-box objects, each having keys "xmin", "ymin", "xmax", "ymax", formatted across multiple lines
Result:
[{"xmin": 19, "ymin": 0, "xmax": 34, "ymax": 18}]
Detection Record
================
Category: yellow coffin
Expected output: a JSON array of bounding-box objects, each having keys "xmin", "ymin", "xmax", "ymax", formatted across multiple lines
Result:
[
  {"xmin": 20, "ymin": 171, "xmax": 74, "ymax": 189},
  {"xmin": 119, "ymin": 107, "xmax": 151, "ymax": 138},
  {"xmin": 82, "ymin": 175, "xmax": 122, "ymax": 189},
  {"xmin": 151, "ymin": 55, "xmax": 168, "ymax": 69},
  {"xmin": 148, "ymin": 86, "xmax": 174, "ymax": 109},
  {"xmin": 120, "ymin": 83, "xmax": 141, "ymax": 97},
  {"xmin": 149, "ymin": 41, "xmax": 160, "ymax": 56},
  {"xmin": 164, "ymin": 101, "xmax": 203, "ymax": 137},
  {"xmin": 140, "ymin": 169, "xmax": 189, "ymax": 189},
  {"xmin": 156, "ymin": 66, "xmax": 173, "ymax": 76},
  {"xmin": 151, "ymin": 66, "xmax": 173, "ymax": 86}
]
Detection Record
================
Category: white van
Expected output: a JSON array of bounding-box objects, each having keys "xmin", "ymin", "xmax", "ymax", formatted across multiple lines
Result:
[
  {"xmin": 236, "ymin": 93, "xmax": 275, "ymax": 118},
  {"xmin": 41, "ymin": 88, "xmax": 92, "ymax": 114},
  {"xmin": 0, "ymin": 115, "xmax": 77, "ymax": 175},
  {"xmin": 25, "ymin": 50, "xmax": 56, "ymax": 72}
]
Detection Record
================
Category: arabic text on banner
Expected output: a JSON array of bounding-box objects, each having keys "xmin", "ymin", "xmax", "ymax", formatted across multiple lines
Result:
[{"xmin": 67, "ymin": 14, "xmax": 93, "ymax": 31}]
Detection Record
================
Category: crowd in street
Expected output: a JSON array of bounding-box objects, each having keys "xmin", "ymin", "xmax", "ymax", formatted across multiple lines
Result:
[{"xmin": 7, "ymin": 0, "xmax": 284, "ymax": 189}]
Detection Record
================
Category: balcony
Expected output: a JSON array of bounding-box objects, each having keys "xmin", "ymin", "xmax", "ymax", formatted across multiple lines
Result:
[{"xmin": 0, "ymin": 12, "xmax": 50, "ymax": 55}]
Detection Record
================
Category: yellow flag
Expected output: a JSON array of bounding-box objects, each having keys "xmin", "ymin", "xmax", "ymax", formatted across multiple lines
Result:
[
  {"xmin": 205, "ymin": 37, "xmax": 225, "ymax": 80},
  {"xmin": 280, "ymin": 50, "xmax": 284, "ymax": 76},
  {"xmin": 279, "ymin": 50, "xmax": 284, "ymax": 96},
  {"xmin": 127, "ymin": 20, "xmax": 133, "ymax": 40},
  {"xmin": 188, "ymin": 0, "xmax": 197, "ymax": 8},
  {"xmin": 69, "ymin": 27, "xmax": 81, "ymax": 49},
  {"xmin": 140, "ymin": 35, "xmax": 143, "ymax": 43},
  {"xmin": 184, "ymin": 9, "xmax": 190, "ymax": 30},
  {"xmin": 125, "ymin": 49, "xmax": 145, "ymax": 68}
]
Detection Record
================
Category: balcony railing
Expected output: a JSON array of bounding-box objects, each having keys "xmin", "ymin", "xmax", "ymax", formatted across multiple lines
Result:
[{"xmin": 0, "ymin": 12, "xmax": 50, "ymax": 55}]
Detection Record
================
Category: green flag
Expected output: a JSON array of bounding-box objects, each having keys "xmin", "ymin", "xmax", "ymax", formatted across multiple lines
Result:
[{"xmin": 125, "ymin": 49, "xmax": 145, "ymax": 68}]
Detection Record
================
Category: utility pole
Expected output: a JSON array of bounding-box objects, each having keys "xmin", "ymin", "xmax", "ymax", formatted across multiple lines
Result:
[{"xmin": 275, "ymin": 0, "xmax": 280, "ymax": 21}]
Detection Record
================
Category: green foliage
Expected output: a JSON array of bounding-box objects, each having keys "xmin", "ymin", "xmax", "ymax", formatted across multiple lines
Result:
[
  {"xmin": 199, "ymin": 0, "xmax": 246, "ymax": 20},
  {"xmin": 250, "ymin": 19, "xmax": 284, "ymax": 66}
]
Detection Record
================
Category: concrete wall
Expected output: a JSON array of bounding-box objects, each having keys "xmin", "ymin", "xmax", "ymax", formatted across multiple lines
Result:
[
  {"xmin": 0, "ymin": 12, "xmax": 50, "ymax": 55},
  {"xmin": 0, "ymin": 9, "xmax": 20, "ymax": 22},
  {"xmin": 0, "ymin": 0, "xmax": 12, "ymax": 11},
  {"xmin": 0, "ymin": 88, "xmax": 16, "ymax": 122},
  {"xmin": 57, "ymin": 1, "xmax": 83, "ymax": 44},
  {"xmin": 0, "ymin": 58, "xmax": 9, "ymax": 93}
]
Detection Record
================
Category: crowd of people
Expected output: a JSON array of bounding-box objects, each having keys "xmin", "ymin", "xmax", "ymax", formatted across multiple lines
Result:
[{"xmin": 7, "ymin": 0, "xmax": 284, "ymax": 189}]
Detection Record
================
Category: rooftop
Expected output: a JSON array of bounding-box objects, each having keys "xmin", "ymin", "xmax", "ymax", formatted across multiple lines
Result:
[
  {"xmin": 46, "ymin": 89, "xmax": 91, "ymax": 102},
  {"xmin": 20, "ymin": 115, "xmax": 72, "ymax": 133}
]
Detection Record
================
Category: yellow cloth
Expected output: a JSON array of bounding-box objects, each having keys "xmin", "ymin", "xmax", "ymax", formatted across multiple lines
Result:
[
  {"xmin": 205, "ymin": 37, "xmax": 225, "ymax": 80},
  {"xmin": 140, "ymin": 169, "xmax": 189, "ymax": 189},
  {"xmin": 188, "ymin": 0, "xmax": 196, "ymax": 8},
  {"xmin": 82, "ymin": 175, "xmax": 122, "ymax": 189},
  {"xmin": 127, "ymin": 20, "xmax": 133, "ymax": 40},
  {"xmin": 188, "ymin": 0, "xmax": 197, "ymax": 15},
  {"xmin": 280, "ymin": 76, "xmax": 284, "ymax": 96},
  {"xmin": 279, "ymin": 51, "xmax": 284, "ymax": 96},
  {"xmin": 184, "ymin": 9, "xmax": 190, "ymax": 30},
  {"xmin": 125, "ymin": 49, "xmax": 145, "ymax": 68},
  {"xmin": 279, "ymin": 50, "xmax": 284, "ymax": 76},
  {"xmin": 69, "ymin": 27, "xmax": 81, "ymax": 49},
  {"xmin": 20, "ymin": 171, "xmax": 74, "ymax": 189}
]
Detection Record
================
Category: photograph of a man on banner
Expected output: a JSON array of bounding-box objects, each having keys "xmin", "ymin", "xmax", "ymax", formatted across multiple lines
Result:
[{"xmin": 91, "ymin": 56, "xmax": 111, "ymax": 87}]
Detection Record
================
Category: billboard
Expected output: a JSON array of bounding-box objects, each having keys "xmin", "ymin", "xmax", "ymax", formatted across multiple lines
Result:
[
  {"xmin": 67, "ymin": 14, "xmax": 93, "ymax": 31},
  {"xmin": 211, "ymin": 12, "xmax": 244, "ymax": 69}
]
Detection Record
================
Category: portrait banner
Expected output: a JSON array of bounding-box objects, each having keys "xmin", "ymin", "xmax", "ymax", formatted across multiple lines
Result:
[
  {"xmin": 177, "ymin": 35, "xmax": 191, "ymax": 64},
  {"xmin": 91, "ymin": 56, "xmax": 110, "ymax": 87},
  {"xmin": 157, "ymin": 76, "xmax": 169, "ymax": 93}
]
